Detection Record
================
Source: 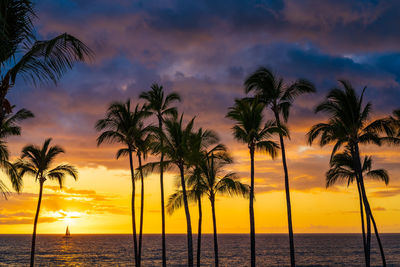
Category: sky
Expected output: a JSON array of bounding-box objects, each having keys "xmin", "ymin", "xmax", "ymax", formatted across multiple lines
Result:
[{"xmin": 1, "ymin": 0, "xmax": 400, "ymax": 234}]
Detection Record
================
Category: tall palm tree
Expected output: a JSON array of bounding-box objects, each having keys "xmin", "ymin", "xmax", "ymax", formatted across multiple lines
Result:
[
  {"xmin": 194, "ymin": 150, "xmax": 249, "ymax": 267},
  {"xmin": 139, "ymin": 83, "xmax": 181, "ymax": 267},
  {"xmin": 307, "ymin": 81, "xmax": 397, "ymax": 266},
  {"xmin": 162, "ymin": 127, "xmax": 220, "ymax": 267},
  {"xmin": 161, "ymin": 115, "xmax": 196, "ymax": 267},
  {"xmin": 0, "ymin": 107, "xmax": 33, "ymax": 197},
  {"xmin": 133, "ymin": 122, "xmax": 153, "ymax": 266},
  {"xmin": 326, "ymin": 149, "xmax": 389, "ymax": 266},
  {"xmin": 96, "ymin": 100, "xmax": 149, "ymax": 267},
  {"xmin": 0, "ymin": 0, "xmax": 92, "ymax": 119},
  {"xmin": 152, "ymin": 115, "xmax": 217, "ymax": 267},
  {"xmin": 226, "ymin": 98, "xmax": 281, "ymax": 267},
  {"xmin": 185, "ymin": 129, "xmax": 225, "ymax": 267},
  {"xmin": 15, "ymin": 138, "xmax": 78, "ymax": 267},
  {"xmin": 244, "ymin": 67, "xmax": 315, "ymax": 266}
]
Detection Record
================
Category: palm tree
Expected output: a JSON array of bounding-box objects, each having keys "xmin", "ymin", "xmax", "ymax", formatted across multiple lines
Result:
[
  {"xmin": 185, "ymin": 129, "xmax": 224, "ymax": 267},
  {"xmin": 326, "ymin": 149, "xmax": 389, "ymax": 266},
  {"xmin": 226, "ymin": 98, "xmax": 281, "ymax": 267},
  {"xmin": 0, "ymin": 0, "xmax": 92, "ymax": 119},
  {"xmin": 244, "ymin": 67, "xmax": 315, "ymax": 266},
  {"xmin": 0, "ymin": 107, "xmax": 33, "ymax": 197},
  {"xmin": 133, "ymin": 122, "xmax": 153, "ymax": 267},
  {"xmin": 96, "ymin": 100, "xmax": 149, "ymax": 267},
  {"xmin": 307, "ymin": 80, "xmax": 397, "ymax": 266},
  {"xmin": 15, "ymin": 138, "xmax": 78, "ymax": 267},
  {"xmin": 167, "ymin": 178, "xmax": 205, "ymax": 267},
  {"xmin": 151, "ymin": 115, "xmax": 217, "ymax": 267},
  {"xmin": 139, "ymin": 83, "xmax": 181, "ymax": 267},
  {"xmin": 194, "ymin": 150, "xmax": 249, "ymax": 267},
  {"xmin": 161, "ymin": 115, "xmax": 196, "ymax": 267},
  {"xmin": 161, "ymin": 126, "xmax": 219, "ymax": 267}
]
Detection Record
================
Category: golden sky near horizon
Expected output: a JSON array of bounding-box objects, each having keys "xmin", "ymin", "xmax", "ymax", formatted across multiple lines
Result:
[{"xmin": 1, "ymin": 128, "xmax": 399, "ymax": 234}]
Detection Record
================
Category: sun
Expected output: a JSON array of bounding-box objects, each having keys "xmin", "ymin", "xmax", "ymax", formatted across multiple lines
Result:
[{"xmin": 63, "ymin": 216, "xmax": 74, "ymax": 226}]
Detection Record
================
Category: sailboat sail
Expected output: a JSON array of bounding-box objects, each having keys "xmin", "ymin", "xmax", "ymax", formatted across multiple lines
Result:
[
  {"xmin": 66, "ymin": 226, "xmax": 70, "ymax": 236},
  {"xmin": 64, "ymin": 226, "xmax": 71, "ymax": 238}
]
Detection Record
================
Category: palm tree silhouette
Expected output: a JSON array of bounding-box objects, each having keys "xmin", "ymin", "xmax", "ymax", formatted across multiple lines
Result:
[
  {"xmin": 15, "ymin": 138, "xmax": 78, "ymax": 267},
  {"xmin": 167, "ymin": 177, "xmax": 205, "ymax": 267},
  {"xmin": 244, "ymin": 67, "xmax": 315, "ymax": 266},
  {"xmin": 307, "ymin": 80, "xmax": 397, "ymax": 266},
  {"xmin": 96, "ymin": 100, "xmax": 149, "ymax": 267},
  {"xmin": 195, "ymin": 150, "xmax": 249, "ymax": 267},
  {"xmin": 139, "ymin": 84, "xmax": 181, "ymax": 267},
  {"xmin": 133, "ymin": 121, "xmax": 153, "ymax": 266},
  {"xmin": 326, "ymin": 149, "xmax": 389, "ymax": 266},
  {"xmin": 0, "ymin": 0, "xmax": 92, "ymax": 119},
  {"xmin": 0, "ymin": 107, "xmax": 33, "ymax": 197},
  {"xmin": 167, "ymin": 128, "xmax": 242, "ymax": 267},
  {"xmin": 151, "ymin": 115, "xmax": 217, "ymax": 267},
  {"xmin": 226, "ymin": 98, "xmax": 281, "ymax": 267}
]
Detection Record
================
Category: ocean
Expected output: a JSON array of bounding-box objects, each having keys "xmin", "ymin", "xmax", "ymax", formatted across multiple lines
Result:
[{"xmin": 1, "ymin": 234, "xmax": 399, "ymax": 266}]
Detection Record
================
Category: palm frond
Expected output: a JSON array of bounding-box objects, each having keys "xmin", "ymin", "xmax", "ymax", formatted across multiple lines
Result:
[{"xmin": 7, "ymin": 33, "xmax": 93, "ymax": 86}]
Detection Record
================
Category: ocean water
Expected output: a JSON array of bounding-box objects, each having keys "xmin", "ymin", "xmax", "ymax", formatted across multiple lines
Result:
[{"xmin": 0, "ymin": 234, "xmax": 399, "ymax": 266}]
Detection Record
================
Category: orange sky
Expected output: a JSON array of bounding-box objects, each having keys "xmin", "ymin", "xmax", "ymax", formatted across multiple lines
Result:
[{"xmin": 1, "ymin": 126, "xmax": 399, "ymax": 234}]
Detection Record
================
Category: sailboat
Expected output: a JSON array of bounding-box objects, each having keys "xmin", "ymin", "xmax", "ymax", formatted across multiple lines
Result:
[{"xmin": 63, "ymin": 226, "xmax": 71, "ymax": 238}]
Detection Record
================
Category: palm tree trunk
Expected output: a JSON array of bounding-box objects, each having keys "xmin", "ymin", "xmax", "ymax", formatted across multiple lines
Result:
[
  {"xmin": 356, "ymin": 181, "xmax": 367, "ymax": 264},
  {"xmin": 353, "ymin": 144, "xmax": 373, "ymax": 267},
  {"xmin": 138, "ymin": 153, "xmax": 145, "ymax": 267},
  {"xmin": 354, "ymin": 146, "xmax": 386, "ymax": 266},
  {"xmin": 366, "ymin": 207, "xmax": 371, "ymax": 267},
  {"xmin": 370, "ymin": 210, "xmax": 386, "ymax": 266},
  {"xmin": 30, "ymin": 180, "xmax": 44, "ymax": 267},
  {"xmin": 249, "ymin": 146, "xmax": 256, "ymax": 267},
  {"xmin": 274, "ymin": 113, "xmax": 295, "ymax": 267},
  {"xmin": 158, "ymin": 117, "xmax": 167, "ymax": 267},
  {"xmin": 129, "ymin": 150, "xmax": 139, "ymax": 267},
  {"xmin": 197, "ymin": 195, "xmax": 202, "ymax": 267},
  {"xmin": 211, "ymin": 195, "xmax": 219, "ymax": 267},
  {"xmin": 179, "ymin": 164, "xmax": 194, "ymax": 267}
]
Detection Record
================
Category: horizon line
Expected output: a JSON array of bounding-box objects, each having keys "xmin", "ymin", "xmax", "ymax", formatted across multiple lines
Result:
[{"xmin": 2, "ymin": 232, "xmax": 400, "ymax": 235}]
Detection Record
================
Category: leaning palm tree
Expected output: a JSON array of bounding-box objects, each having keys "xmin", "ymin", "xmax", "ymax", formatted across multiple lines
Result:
[
  {"xmin": 326, "ymin": 149, "xmax": 388, "ymax": 266},
  {"xmin": 244, "ymin": 67, "xmax": 315, "ymax": 266},
  {"xmin": 139, "ymin": 83, "xmax": 181, "ymax": 267},
  {"xmin": 194, "ymin": 150, "xmax": 250, "ymax": 267},
  {"xmin": 15, "ymin": 138, "xmax": 78, "ymax": 267},
  {"xmin": 0, "ymin": 107, "xmax": 33, "ymax": 197},
  {"xmin": 226, "ymin": 98, "xmax": 281, "ymax": 267},
  {"xmin": 96, "ymin": 100, "xmax": 149, "ymax": 267},
  {"xmin": 0, "ymin": 0, "xmax": 92, "ymax": 119},
  {"xmin": 307, "ymin": 81, "xmax": 397, "ymax": 266}
]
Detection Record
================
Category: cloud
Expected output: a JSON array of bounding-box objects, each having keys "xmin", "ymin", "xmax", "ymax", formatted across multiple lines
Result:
[
  {"xmin": 0, "ymin": 186, "xmax": 128, "ymax": 225},
  {"xmin": 371, "ymin": 188, "xmax": 400, "ymax": 198},
  {"xmin": 0, "ymin": 209, "xmax": 58, "ymax": 225}
]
